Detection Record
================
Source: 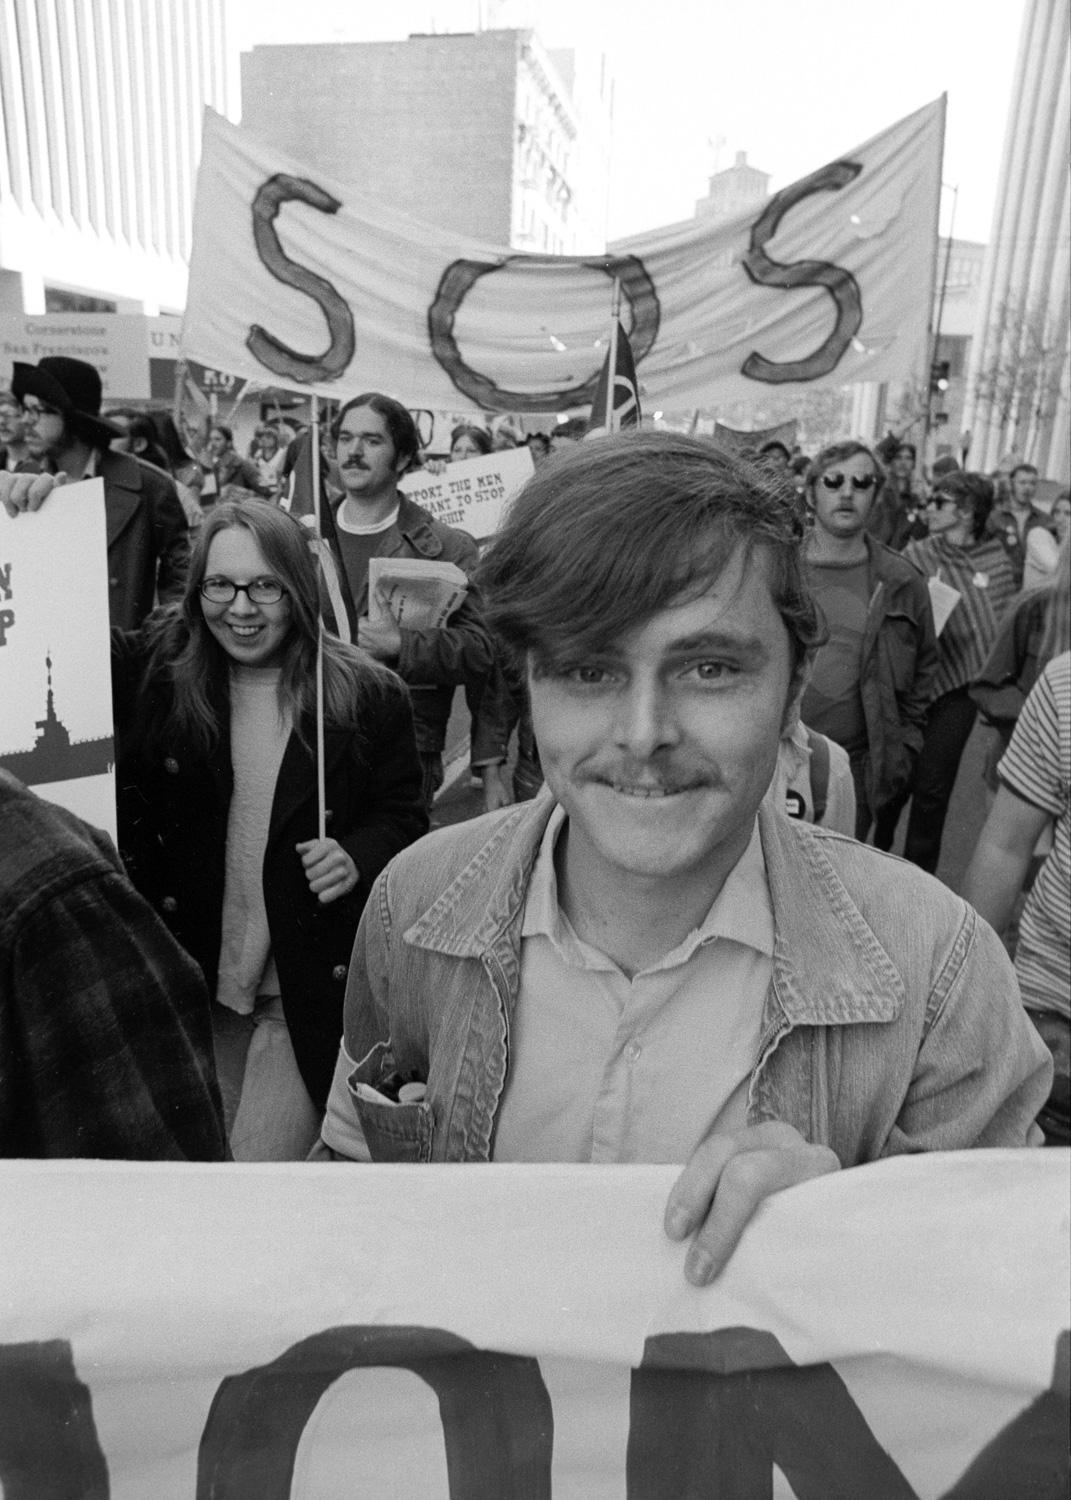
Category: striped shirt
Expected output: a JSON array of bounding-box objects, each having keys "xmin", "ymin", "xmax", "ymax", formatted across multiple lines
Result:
[
  {"xmin": 902, "ymin": 534, "xmax": 1016, "ymax": 696},
  {"xmin": 998, "ymin": 652, "xmax": 1070, "ymax": 1019}
]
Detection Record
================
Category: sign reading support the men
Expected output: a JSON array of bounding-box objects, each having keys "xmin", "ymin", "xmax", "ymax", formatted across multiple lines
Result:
[
  {"xmin": 182, "ymin": 99, "xmax": 944, "ymax": 412},
  {"xmin": 2, "ymin": 1152, "xmax": 1067, "ymax": 1497},
  {"xmin": 0, "ymin": 479, "xmax": 116, "ymax": 840},
  {"xmin": 399, "ymin": 445, "xmax": 534, "ymax": 540}
]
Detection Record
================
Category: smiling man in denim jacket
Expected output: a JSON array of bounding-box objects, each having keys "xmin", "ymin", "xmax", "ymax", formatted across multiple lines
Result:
[{"xmin": 319, "ymin": 432, "xmax": 1050, "ymax": 1286}]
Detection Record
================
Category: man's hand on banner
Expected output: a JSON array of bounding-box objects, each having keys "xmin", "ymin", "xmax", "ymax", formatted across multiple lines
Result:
[
  {"xmin": 358, "ymin": 613, "xmax": 402, "ymax": 663},
  {"xmin": 296, "ymin": 839, "xmax": 359, "ymax": 903},
  {"xmin": 665, "ymin": 1121, "xmax": 840, "ymax": 1285},
  {"xmin": 0, "ymin": 470, "xmax": 67, "ymax": 517}
]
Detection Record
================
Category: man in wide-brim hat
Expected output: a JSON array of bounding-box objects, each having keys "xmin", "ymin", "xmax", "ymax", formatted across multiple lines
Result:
[{"xmin": 7, "ymin": 356, "xmax": 189, "ymax": 629}]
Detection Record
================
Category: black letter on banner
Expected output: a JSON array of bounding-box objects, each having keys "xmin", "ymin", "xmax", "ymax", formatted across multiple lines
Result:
[
  {"xmin": 427, "ymin": 254, "xmax": 660, "ymax": 412},
  {"xmin": 740, "ymin": 160, "xmax": 864, "ymax": 384},
  {"xmin": 0, "ymin": 1340, "xmax": 110, "ymax": 1499},
  {"xmin": 939, "ymin": 1330, "xmax": 1070, "ymax": 1500},
  {"xmin": 246, "ymin": 174, "xmax": 356, "ymax": 384},
  {"xmin": 626, "ymin": 1326, "xmax": 919, "ymax": 1499},
  {"xmin": 196, "ymin": 1324, "xmax": 553, "ymax": 1500}
]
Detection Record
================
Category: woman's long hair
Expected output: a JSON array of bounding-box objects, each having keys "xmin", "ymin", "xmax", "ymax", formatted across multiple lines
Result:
[{"xmin": 144, "ymin": 501, "xmax": 390, "ymax": 754}]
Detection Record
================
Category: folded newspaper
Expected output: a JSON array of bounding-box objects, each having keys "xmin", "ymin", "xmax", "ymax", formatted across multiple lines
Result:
[{"xmin": 367, "ymin": 557, "xmax": 468, "ymax": 630}]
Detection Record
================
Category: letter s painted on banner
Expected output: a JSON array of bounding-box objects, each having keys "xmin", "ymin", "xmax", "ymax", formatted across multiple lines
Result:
[
  {"xmin": 741, "ymin": 160, "xmax": 863, "ymax": 384},
  {"xmin": 246, "ymin": 174, "xmax": 356, "ymax": 384}
]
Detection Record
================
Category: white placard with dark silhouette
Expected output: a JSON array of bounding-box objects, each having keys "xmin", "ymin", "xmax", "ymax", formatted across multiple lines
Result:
[{"xmin": 0, "ymin": 478, "xmax": 115, "ymax": 840}]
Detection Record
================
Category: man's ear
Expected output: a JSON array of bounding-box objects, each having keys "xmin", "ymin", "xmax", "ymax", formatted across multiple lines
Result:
[{"xmin": 781, "ymin": 656, "xmax": 811, "ymax": 737}]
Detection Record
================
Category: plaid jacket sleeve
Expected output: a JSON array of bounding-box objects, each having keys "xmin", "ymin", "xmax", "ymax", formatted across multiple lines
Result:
[{"xmin": 1, "ymin": 864, "xmax": 226, "ymax": 1160}]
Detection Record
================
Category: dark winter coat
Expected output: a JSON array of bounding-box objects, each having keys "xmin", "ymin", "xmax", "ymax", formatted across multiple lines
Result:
[
  {"xmin": 97, "ymin": 448, "xmax": 191, "ymax": 629},
  {"xmin": 111, "ymin": 630, "xmax": 427, "ymax": 1107},
  {"xmin": 317, "ymin": 492, "xmax": 494, "ymax": 757}
]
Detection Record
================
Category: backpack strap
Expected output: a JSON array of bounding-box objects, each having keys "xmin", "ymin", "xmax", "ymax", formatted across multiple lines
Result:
[{"xmin": 806, "ymin": 727, "xmax": 831, "ymax": 824}]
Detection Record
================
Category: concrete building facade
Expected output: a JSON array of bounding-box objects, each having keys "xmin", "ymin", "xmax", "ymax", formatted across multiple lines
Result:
[
  {"xmin": 962, "ymin": 0, "xmax": 1070, "ymax": 479},
  {"xmin": 240, "ymin": 29, "xmax": 612, "ymax": 255},
  {"xmin": 0, "ymin": 0, "xmax": 230, "ymax": 317},
  {"xmin": 930, "ymin": 236, "xmax": 987, "ymax": 447},
  {"xmin": 694, "ymin": 150, "xmax": 769, "ymax": 225}
]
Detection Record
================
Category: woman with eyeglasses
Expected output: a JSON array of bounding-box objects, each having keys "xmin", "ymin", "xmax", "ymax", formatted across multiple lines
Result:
[
  {"xmin": 873, "ymin": 471, "xmax": 1017, "ymax": 871},
  {"xmin": 111, "ymin": 501, "xmax": 427, "ymax": 1160}
]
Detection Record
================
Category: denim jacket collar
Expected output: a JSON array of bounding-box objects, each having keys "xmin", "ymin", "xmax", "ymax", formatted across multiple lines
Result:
[
  {"xmin": 405, "ymin": 790, "xmax": 554, "ymax": 956},
  {"xmin": 405, "ymin": 794, "xmax": 904, "ymax": 1029}
]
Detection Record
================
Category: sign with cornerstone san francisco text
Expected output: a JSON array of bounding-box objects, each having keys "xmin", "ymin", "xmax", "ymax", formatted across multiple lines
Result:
[
  {"xmin": 399, "ymin": 445, "xmax": 534, "ymax": 540},
  {"xmin": 1, "ymin": 1152, "xmax": 1067, "ymax": 1497},
  {"xmin": 0, "ymin": 478, "xmax": 115, "ymax": 841}
]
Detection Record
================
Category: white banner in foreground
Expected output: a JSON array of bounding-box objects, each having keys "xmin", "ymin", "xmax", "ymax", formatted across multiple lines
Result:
[
  {"xmin": 2, "ymin": 1152, "xmax": 1067, "ymax": 1498},
  {"xmin": 0, "ymin": 479, "xmax": 116, "ymax": 841},
  {"xmin": 182, "ymin": 100, "xmax": 943, "ymax": 413}
]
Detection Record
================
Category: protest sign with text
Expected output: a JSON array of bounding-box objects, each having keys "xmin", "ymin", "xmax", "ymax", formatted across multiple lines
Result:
[
  {"xmin": 0, "ymin": 479, "xmax": 115, "ymax": 840},
  {"xmin": 2, "ymin": 1152, "xmax": 1067, "ymax": 1498},
  {"xmin": 182, "ymin": 100, "xmax": 943, "ymax": 413},
  {"xmin": 0, "ymin": 314, "xmax": 182, "ymax": 402},
  {"xmin": 398, "ymin": 444, "xmax": 534, "ymax": 539}
]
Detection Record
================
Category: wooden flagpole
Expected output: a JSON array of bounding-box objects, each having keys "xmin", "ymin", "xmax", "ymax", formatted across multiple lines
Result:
[
  {"xmin": 605, "ymin": 278, "xmax": 621, "ymax": 433},
  {"xmin": 310, "ymin": 394, "xmax": 327, "ymax": 841}
]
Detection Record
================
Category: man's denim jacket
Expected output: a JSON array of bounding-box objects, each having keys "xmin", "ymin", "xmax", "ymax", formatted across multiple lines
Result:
[{"xmin": 331, "ymin": 794, "xmax": 1050, "ymax": 1164}]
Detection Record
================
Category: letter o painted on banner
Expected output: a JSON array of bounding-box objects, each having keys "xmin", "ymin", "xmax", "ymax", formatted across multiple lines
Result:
[
  {"xmin": 196, "ymin": 1325, "xmax": 553, "ymax": 1500},
  {"xmin": 428, "ymin": 255, "xmax": 660, "ymax": 413}
]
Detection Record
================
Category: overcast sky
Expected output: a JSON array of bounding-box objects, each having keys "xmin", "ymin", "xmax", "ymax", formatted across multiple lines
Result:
[{"xmin": 227, "ymin": 0, "xmax": 1025, "ymax": 246}]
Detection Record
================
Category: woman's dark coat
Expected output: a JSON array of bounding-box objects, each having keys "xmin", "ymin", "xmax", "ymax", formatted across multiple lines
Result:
[{"xmin": 111, "ymin": 630, "xmax": 427, "ymax": 1107}]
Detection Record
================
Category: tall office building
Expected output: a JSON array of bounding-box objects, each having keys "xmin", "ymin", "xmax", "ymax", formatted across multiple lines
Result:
[
  {"xmin": 0, "ymin": 0, "xmax": 230, "ymax": 315},
  {"xmin": 963, "ymin": 0, "xmax": 1070, "ymax": 478},
  {"xmin": 240, "ymin": 29, "xmax": 612, "ymax": 255}
]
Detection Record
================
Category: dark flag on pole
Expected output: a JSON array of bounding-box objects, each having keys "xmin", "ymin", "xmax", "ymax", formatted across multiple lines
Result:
[{"xmin": 586, "ymin": 316, "xmax": 641, "ymax": 437}]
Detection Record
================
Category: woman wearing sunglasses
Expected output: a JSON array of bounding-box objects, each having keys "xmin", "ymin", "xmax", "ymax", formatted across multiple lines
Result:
[
  {"xmin": 111, "ymin": 501, "xmax": 427, "ymax": 1159},
  {"xmin": 875, "ymin": 472, "xmax": 1017, "ymax": 871}
]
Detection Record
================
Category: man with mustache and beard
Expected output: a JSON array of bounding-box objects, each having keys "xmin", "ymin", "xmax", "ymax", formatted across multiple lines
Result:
[
  {"xmin": 318, "ymin": 392, "xmax": 493, "ymax": 811},
  {"xmin": 801, "ymin": 441, "xmax": 938, "ymax": 845},
  {"xmin": 317, "ymin": 431, "xmax": 1049, "ymax": 1286}
]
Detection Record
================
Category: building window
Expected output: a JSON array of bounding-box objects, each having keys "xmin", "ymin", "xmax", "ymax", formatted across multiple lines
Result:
[{"xmin": 45, "ymin": 286, "xmax": 117, "ymax": 313}]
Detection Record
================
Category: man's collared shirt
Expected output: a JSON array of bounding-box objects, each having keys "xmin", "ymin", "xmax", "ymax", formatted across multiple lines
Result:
[{"xmin": 491, "ymin": 805, "xmax": 774, "ymax": 1165}]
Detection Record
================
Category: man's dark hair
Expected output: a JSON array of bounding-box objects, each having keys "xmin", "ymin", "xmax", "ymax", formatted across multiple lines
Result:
[
  {"xmin": 932, "ymin": 471, "xmax": 995, "ymax": 542},
  {"xmin": 478, "ymin": 430, "xmax": 822, "ymax": 694},
  {"xmin": 210, "ymin": 423, "xmax": 234, "ymax": 445},
  {"xmin": 107, "ymin": 407, "xmax": 169, "ymax": 469},
  {"xmin": 333, "ymin": 392, "xmax": 420, "ymax": 474},
  {"xmin": 1010, "ymin": 462, "xmax": 1038, "ymax": 482},
  {"xmin": 758, "ymin": 439, "xmax": 791, "ymax": 462}
]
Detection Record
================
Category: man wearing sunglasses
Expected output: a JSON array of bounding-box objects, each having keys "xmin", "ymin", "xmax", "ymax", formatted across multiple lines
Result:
[
  {"xmin": 801, "ymin": 441, "xmax": 938, "ymax": 844},
  {"xmin": 4, "ymin": 357, "xmax": 189, "ymax": 630}
]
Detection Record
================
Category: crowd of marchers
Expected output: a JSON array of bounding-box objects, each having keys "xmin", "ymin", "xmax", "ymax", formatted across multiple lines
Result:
[{"xmin": 1, "ymin": 355, "xmax": 1067, "ymax": 1286}]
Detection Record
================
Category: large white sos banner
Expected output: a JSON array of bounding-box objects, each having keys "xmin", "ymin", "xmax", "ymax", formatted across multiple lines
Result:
[{"xmin": 1, "ymin": 1152, "xmax": 1067, "ymax": 1498}]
